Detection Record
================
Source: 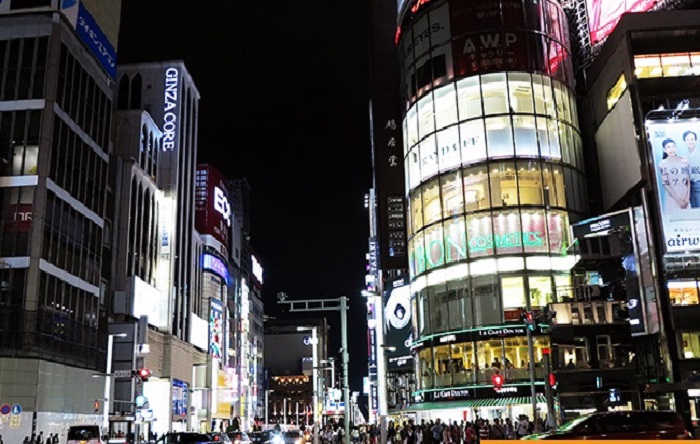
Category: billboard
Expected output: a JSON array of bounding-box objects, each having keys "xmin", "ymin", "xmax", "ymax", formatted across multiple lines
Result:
[
  {"xmin": 646, "ymin": 120, "xmax": 700, "ymax": 253},
  {"xmin": 384, "ymin": 278, "xmax": 413, "ymax": 371},
  {"xmin": 586, "ymin": 0, "xmax": 660, "ymax": 45},
  {"xmin": 209, "ymin": 298, "xmax": 224, "ymax": 361},
  {"xmin": 195, "ymin": 165, "xmax": 231, "ymax": 255}
]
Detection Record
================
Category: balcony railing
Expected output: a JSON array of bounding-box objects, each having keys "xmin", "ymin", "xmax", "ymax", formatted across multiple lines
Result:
[
  {"xmin": 549, "ymin": 300, "xmax": 627, "ymax": 325},
  {"xmin": 0, "ymin": 307, "xmax": 104, "ymax": 369}
]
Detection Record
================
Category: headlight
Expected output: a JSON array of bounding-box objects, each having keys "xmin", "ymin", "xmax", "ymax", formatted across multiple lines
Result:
[
  {"xmin": 272, "ymin": 436, "xmax": 284, "ymax": 444},
  {"xmin": 295, "ymin": 440, "xmax": 302, "ymax": 444}
]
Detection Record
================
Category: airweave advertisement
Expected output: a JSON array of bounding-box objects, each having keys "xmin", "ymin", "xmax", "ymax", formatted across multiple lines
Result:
[
  {"xmin": 586, "ymin": 0, "xmax": 661, "ymax": 45},
  {"xmin": 646, "ymin": 120, "xmax": 700, "ymax": 253}
]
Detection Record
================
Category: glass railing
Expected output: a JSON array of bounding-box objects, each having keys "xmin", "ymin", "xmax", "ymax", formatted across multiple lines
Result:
[{"xmin": 422, "ymin": 366, "xmax": 545, "ymax": 389}]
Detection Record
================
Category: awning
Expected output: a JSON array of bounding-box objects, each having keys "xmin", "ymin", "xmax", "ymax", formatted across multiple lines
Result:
[{"xmin": 404, "ymin": 396, "xmax": 547, "ymax": 412}]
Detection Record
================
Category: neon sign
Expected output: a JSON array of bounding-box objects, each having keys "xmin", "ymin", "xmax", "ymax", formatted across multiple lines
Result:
[
  {"xmin": 163, "ymin": 68, "xmax": 179, "ymax": 151},
  {"xmin": 410, "ymin": 0, "xmax": 431, "ymax": 14}
]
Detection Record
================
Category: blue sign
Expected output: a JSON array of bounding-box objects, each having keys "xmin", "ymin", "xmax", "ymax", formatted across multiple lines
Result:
[
  {"xmin": 0, "ymin": 404, "xmax": 10, "ymax": 415},
  {"xmin": 62, "ymin": 0, "xmax": 77, "ymax": 7},
  {"xmin": 11, "ymin": 404, "xmax": 22, "ymax": 415},
  {"xmin": 135, "ymin": 395, "xmax": 147, "ymax": 408},
  {"xmin": 202, "ymin": 253, "xmax": 229, "ymax": 282},
  {"xmin": 76, "ymin": 3, "xmax": 116, "ymax": 79}
]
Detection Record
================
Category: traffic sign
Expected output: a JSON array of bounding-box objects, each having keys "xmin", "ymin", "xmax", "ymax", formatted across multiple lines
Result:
[
  {"xmin": 11, "ymin": 404, "xmax": 22, "ymax": 415},
  {"xmin": 114, "ymin": 370, "xmax": 133, "ymax": 378},
  {"xmin": 0, "ymin": 404, "xmax": 10, "ymax": 415},
  {"xmin": 135, "ymin": 395, "xmax": 147, "ymax": 407}
]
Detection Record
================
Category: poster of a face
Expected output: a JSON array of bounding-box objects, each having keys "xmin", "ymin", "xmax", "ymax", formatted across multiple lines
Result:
[
  {"xmin": 209, "ymin": 298, "xmax": 224, "ymax": 360},
  {"xmin": 647, "ymin": 120, "xmax": 700, "ymax": 253},
  {"xmin": 384, "ymin": 283, "xmax": 413, "ymax": 371},
  {"xmin": 586, "ymin": 0, "xmax": 659, "ymax": 45}
]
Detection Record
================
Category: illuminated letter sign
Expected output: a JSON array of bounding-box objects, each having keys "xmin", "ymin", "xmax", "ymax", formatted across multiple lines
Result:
[
  {"xmin": 163, "ymin": 68, "xmax": 180, "ymax": 151},
  {"xmin": 214, "ymin": 186, "xmax": 231, "ymax": 226},
  {"xmin": 203, "ymin": 253, "xmax": 229, "ymax": 282}
]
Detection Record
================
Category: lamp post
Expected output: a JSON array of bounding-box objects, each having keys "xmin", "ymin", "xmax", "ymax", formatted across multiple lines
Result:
[{"xmin": 298, "ymin": 326, "xmax": 319, "ymax": 443}]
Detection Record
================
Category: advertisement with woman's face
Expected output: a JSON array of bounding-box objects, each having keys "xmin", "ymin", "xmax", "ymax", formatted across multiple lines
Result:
[{"xmin": 647, "ymin": 120, "xmax": 700, "ymax": 253}]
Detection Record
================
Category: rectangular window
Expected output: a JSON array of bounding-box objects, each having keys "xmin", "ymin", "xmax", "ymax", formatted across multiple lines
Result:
[
  {"xmin": 459, "ymin": 119, "xmax": 487, "ymax": 165},
  {"xmin": 508, "ymin": 72, "xmax": 534, "ymax": 114},
  {"xmin": 513, "ymin": 115, "xmax": 538, "ymax": 156},
  {"xmin": 481, "ymin": 73, "xmax": 508, "ymax": 115},
  {"xmin": 417, "ymin": 93, "xmax": 435, "ymax": 140},
  {"xmin": 436, "ymin": 125, "xmax": 461, "ymax": 172},
  {"xmin": 409, "ymin": 191, "xmax": 423, "ymax": 236},
  {"xmin": 529, "ymin": 276, "xmax": 553, "ymax": 308},
  {"xmin": 421, "ymin": 178, "xmax": 441, "ymax": 226},
  {"xmin": 419, "ymin": 134, "xmax": 438, "ymax": 182},
  {"xmin": 433, "ymin": 84, "xmax": 457, "ymax": 130},
  {"xmin": 502, "ymin": 276, "xmax": 525, "ymax": 310},
  {"xmin": 456, "ymin": 76, "xmax": 482, "ymax": 120},
  {"xmin": 440, "ymin": 171, "xmax": 463, "ymax": 219},
  {"xmin": 406, "ymin": 107, "xmax": 419, "ymax": 149},
  {"xmin": 668, "ymin": 280, "xmax": 699, "ymax": 306},
  {"xmin": 462, "ymin": 165, "xmax": 490, "ymax": 212},
  {"xmin": 486, "ymin": 116, "xmax": 514, "ymax": 158},
  {"xmin": 682, "ymin": 332, "xmax": 700, "ymax": 359},
  {"xmin": 490, "ymin": 161, "xmax": 517, "ymax": 207}
]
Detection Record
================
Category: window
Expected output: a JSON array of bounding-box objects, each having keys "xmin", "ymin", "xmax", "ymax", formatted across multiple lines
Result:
[
  {"xmin": 424, "ymin": 223, "xmax": 445, "ymax": 270},
  {"xmin": 441, "ymin": 171, "xmax": 463, "ymax": 218},
  {"xmin": 476, "ymin": 338, "xmax": 505, "ymax": 370},
  {"xmin": 559, "ymin": 337, "xmax": 590, "ymax": 370},
  {"xmin": 482, "ymin": 73, "xmax": 508, "ymax": 115},
  {"xmin": 467, "ymin": 214, "xmax": 494, "ymax": 258},
  {"xmin": 409, "ymin": 191, "xmax": 423, "ymax": 235},
  {"xmin": 462, "ymin": 166, "xmax": 490, "ymax": 211},
  {"xmin": 490, "ymin": 161, "xmax": 518, "ymax": 207},
  {"xmin": 418, "ymin": 94, "xmax": 435, "ymax": 139},
  {"xmin": 436, "ymin": 126, "xmax": 461, "ymax": 172},
  {"xmin": 459, "ymin": 119, "xmax": 487, "ymax": 165},
  {"xmin": 407, "ymin": 147, "xmax": 421, "ymax": 191},
  {"xmin": 406, "ymin": 107, "xmax": 419, "ymax": 148},
  {"xmin": 503, "ymin": 336, "xmax": 529, "ymax": 370},
  {"xmin": 508, "ymin": 72, "xmax": 534, "ymax": 113},
  {"xmin": 419, "ymin": 347, "xmax": 434, "ymax": 388},
  {"xmin": 434, "ymin": 84, "xmax": 458, "ymax": 130},
  {"xmin": 472, "ymin": 275, "xmax": 501, "ymax": 326},
  {"xmin": 493, "ymin": 210, "xmax": 524, "ymax": 255},
  {"xmin": 532, "ymin": 75, "xmax": 547, "ymax": 115},
  {"xmin": 444, "ymin": 217, "xmax": 467, "ymax": 263},
  {"xmin": 668, "ymin": 280, "xmax": 699, "ymax": 306},
  {"xmin": 542, "ymin": 163, "xmax": 566, "ymax": 207},
  {"xmin": 513, "ymin": 115, "xmax": 538, "ymax": 156},
  {"xmin": 521, "ymin": 210, "xmax": 551, "ymax": 254},
  {"xmin": 681, "ymin": 332, "xmax": 700, "ymax": 359},
  {"xmin": 517, "ymin": 161, "xmax": 544, "ymax": 205},
  {"xmin": 529, "ymin": 276, "xmax": 553, "ymax": 308},
  {"xmin": 486, "ymin": 116, "xmax": 514, "ymax": 158},
  {"xmin": 502, "ymin": 277, "xmax": 525, "ymax": 310},
  {"xmin": 419, "ymin": 135, "xmax": 438, "ymax": 181},
  {"xmin": 596, "ymin": 335, "xmax": 613, "ymax": 363},
  {"xmin": 422, "ymin": 178, "xmax": 441, "ymax": 225},
  {"xmin": 456, "ymin": 76, "xmax": 482, "ymax": 120}
]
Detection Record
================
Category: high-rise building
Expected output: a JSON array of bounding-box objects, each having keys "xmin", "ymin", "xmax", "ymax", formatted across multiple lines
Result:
[
  {"xmin": 113, "ymin": 62, "xmax": 207, "ymax": 436},
  {"xmin": 0, "ymin": 1, "xmax": 121, "ymax": 440},
  {"xmin": 388, "ymin": 0, "xmax": 586, "ymax": 421}
]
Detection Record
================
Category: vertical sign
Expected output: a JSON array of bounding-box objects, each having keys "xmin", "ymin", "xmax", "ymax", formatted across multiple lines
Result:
[
  {"xmin": 163, "ymin": 67, "xmax": 180, "ymax": 151},
  {"xmin": 366, "ymin": 298, "xmax": 379, "ymax": 417},
  {"xmin": 384, "ymin": 278, "xmax": 413, "ymax": 370},
  {"xmin": 209, "ymin": 298, "xmax": 224, "ymax": 361}
]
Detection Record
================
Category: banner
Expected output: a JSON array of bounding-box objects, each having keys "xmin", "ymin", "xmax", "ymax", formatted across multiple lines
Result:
[
  {"xmin": 586, "ymin": 0, "xmax": 660, "ymax": 45},
  {"xmin": 384, "ymin": 278, "xmax": 413, "ymax": 371},
  {"xmin": 646, "ymin": 120, "xmax": 700, "ymax": 253}
]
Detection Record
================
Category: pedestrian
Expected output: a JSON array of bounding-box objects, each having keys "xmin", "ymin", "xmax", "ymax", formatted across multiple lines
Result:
[
  {"xmin": 0, "ymin": 433, "xmax": 3, "ymax": 444},
  {"xmin": 516, "ymin": 416, "xmax": 529, "ymax": 439},
  {"xmin": 504, "ymin": 418, "xmax": 514, "ymax": 440},
  {"xmin": 38, "ymin": 431, "xmax": 44, "ymax": 444},
  {"xmin": 431, "ymin": 419, "xmax": 444, "ymax": 444},
  {"xmin": 489, "ymin": 419, "xmax": 504, "ymax": 439},
  {"xmin": 450, "ymin": 421, "xmax": 461, "ymax": 444},
  {"xmin": 23, "ymin": 437, "xmax": 30, "ymax": 444},
  {"xmin": 46, "ymin": 433, "xmax": 52, "ymax": 444}
]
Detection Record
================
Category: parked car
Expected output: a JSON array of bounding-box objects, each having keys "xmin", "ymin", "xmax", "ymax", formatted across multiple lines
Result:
[
  {"xmin": 67, "ymin": 425, "xmax": 104, "ymax": 444},
  {"xmin": 156, "ymin": 432, "xmax": 216, "ymax": 443},
  {"xmin": 227, "ymin": 431, "xmax": 251, "ymax": 444},
  {"xmin": 524, "ymin": 410, "xmax": 692, "ymax": 440}
]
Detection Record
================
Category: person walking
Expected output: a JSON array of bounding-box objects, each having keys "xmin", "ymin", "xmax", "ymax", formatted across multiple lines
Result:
[
  {"xmin": 450, "ymin": 421, "xmax": 461, "ymax": 444},
  {"xmin": 431, "ymin": 419, "xmax": 444, "ymax": 444},
  {"xmin": 489, "ymin": 419, "xmax": 505, "ymax": 440}
]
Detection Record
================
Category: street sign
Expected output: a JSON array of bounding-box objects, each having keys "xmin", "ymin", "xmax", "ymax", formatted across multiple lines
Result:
[
  {"xmin": 135, "ymin": 395, "xmax": 147, "ymax": 407},
  {"xmin": 11, "ymin": 404, "xmax": 22, "ymax": 415},
  {"xmin": 0, "ymin": 404, "xmax": 10, "ymax": 415},
  {"xmin": 114, "ymin": 370, "xmax": 133, "ymax": 378}
]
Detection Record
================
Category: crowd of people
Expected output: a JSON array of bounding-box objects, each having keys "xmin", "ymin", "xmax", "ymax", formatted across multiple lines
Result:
[
  {"xmin": 328, "ymin": 416, "xmax": 546, "ymax": 444},
  {"xmin": 21, "ymin": 431, "xmax": 60, "ymax": 444}
]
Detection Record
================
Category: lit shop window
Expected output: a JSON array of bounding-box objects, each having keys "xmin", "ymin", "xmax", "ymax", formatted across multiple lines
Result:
[
  {"xmin": 422, "ymin": 178, "xmax": 441, "ymax": 225},
  {"xmin": 635, "ymin": 53, "xmax": 700, "ymax": 79},
  {"xmin": 418, "ymin": 93, "xmax": 435, "ymax": 139},
  {"xmin": 492, "ymin": 211, "xmax": 524, "ymax": 255},
  {"xmin": 681, "ymin": 332, "xmax": 700, "ymax": 359},
  {"xmin": 406, "ymin": 106, "xmax": 419, "ymax": 148},
  {"xmin": 459, "ymin": 119, "xmax": 487, "ymax": 164},
  {"xmin": 466, "ymin": 213, "xmax": 493, "ymax": 259},
  {"xmin": 434, "ymin": 84, "xmax": 458, "ymax": 130},
  {"xmin": 409, "ymin": 192, "xmax": 423, "ymax": 236},
  {"xmin": 444, "ymin": 217, "xmax": 467, "ymax": 264},
  {"xmin": 419, "ymin": 135, "xmax": 438, "ymax": 182},
  {"xmin": 554, "ymin": 274, "xmax": 573, "ymax": 300},
  {"xmin": 402, "ymin": 118, "xmax": 409, "ymax": 156},
  {"xmin": 529, "ymin": 276, "xmax": 553, "ymax": 308},
  {"xmin": 669, "ymin": 280, "xmax": 700, "ymax": 306},
  {"xmin": 424, "ymin": 223, "xmax": 445, "ymax": 271},
  {"xmin": 407, "ymin": 147, "xmax": 421, "ymax": 191},
  {"xmin": 513, "ymin": 116, "xmax": 538, "ymax": 156},
  {"xmin": 456, "ymin": 76, "xmax": 482, "ymax": 120},
  {"xmin": 12, "ymin": 144, "xmax": 39, "ymax": 175},
  {"xmin": 462, "ymin": 165, "xmax": 490, "ymax": 212},
  {"xmin": 482, "ymin": 73, "xmax": 509, "ymax": 115},
  {"xmin": 441, "ymin": 171, "xmax": 463, "ymax": 218},
  {"xmin": 502, "ymin": 276, "xmax": 526, "ymax": 310},
  {"xmin": 508, "ymin": 72, "xmax": 535, "ymax": 114},
  {"xmin": 606, "ymin": 74, "xmax": 627, "ymax": 110},
  {"xmin": 436, "ymin": 125, "xmax": 461, "ymax": 172},
  {"xmin": 490, "ymin": 162, "xmax": 518, "ymax": 208},
  {"xmin": 517, "ymin": 161, "xmax": 544, "ymax": 205},
  {"xmin": 485, "ymin": 116, "xmax": 514, "ymax": 158}
]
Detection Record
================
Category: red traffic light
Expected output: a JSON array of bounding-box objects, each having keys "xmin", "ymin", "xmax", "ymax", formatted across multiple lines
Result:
[
  {"xmin": 491, "ymin": 373, "xmax": 504, "ymax": 389},
  {"xmin": 548, "ymin": 373, "xmax": 557, "ymax": 387},
  {"xmin": 136, "ymin": 368, "xmax": 152, "ymax": 381}
]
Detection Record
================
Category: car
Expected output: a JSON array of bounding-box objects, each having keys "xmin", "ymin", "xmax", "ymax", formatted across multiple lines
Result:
[
  {"xmin": 156, "ymin": 432, "xmax": 216, "ymax": 443},
  {"xmin": 248, "ymin": 431, "xmax": 266, "ymax": 444},
  {"xmin": 523, "ymin": 410, "xmax": 692, "ymax": 440},
  {"xmin": 282, "ymin": 430, "xmax": 304, "ymax": 444},
  {"xmin": 210, "ymin": 432, "xmax": 232, "ymax": 442},
  {"xmin": 67, "ymin": 425, "xmax": 104, "ymax": 444},
  {"xmin": 227, "ymin": 431, "xmax": 252, "ymax": 444}
]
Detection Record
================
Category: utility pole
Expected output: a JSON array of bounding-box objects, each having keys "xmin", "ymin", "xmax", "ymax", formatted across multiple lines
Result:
[{"xmin": 278, "ymin": 294, "xmax": 351, "ymax": 444}]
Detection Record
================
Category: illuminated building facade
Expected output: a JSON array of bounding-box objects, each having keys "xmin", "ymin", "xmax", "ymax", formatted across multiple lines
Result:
[
  {"xmin": 0, "ymin": 2, "xmax": 121, "ymax": 441},
  {"xmin": 396, "ymin": 0, "xmax": 586, "ymax": 419}
]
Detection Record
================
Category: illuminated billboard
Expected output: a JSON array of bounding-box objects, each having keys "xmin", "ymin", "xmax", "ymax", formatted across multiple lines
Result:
[
  {"xmin": 384, "ymin": 278, "xmax": 413, "ymax": 371},
  {"xmin": 646, "ymin": 119, "xmax": 700, "ymax": 253},
  {"xmin": 586, "ymin": 0, "xmax": 660, "ymax": 45},
  {"xmin": 209, "ymin": 298, "xmax": 224, "ymax": 360},
  {"xmin": 195, "ymin": 165, "xmax": 231, "ymax": 254}
]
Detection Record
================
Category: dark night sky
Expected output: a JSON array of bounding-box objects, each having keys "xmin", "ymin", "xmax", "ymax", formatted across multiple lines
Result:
[{"xmin": 118, "ymin": 2, "xmax": 373, "ymax": 391}]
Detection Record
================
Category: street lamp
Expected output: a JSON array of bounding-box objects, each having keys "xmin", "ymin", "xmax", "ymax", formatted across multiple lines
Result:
[{"xmin": 94, "ymin": 332, "xmax": 127, "ymax": 434}]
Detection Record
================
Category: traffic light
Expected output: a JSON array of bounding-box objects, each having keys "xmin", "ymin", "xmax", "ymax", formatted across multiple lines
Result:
[
  {"xmin": 548, "ymin": 373, "xmax": 557, "ymax": 388},
  {"xmin": 133, "ymin": 368, "xmax": 152, "ymax": 382},
  {"xmin": 492, "ymin": 372, "xmax": 504, "ymax": 390},
  {"xmin": 94, "ymin": 400, "xmax": 100, "ymax": 413},
  {"xmin": 521, "ymin": 310, "xmax": 535, "ymax": 332}
]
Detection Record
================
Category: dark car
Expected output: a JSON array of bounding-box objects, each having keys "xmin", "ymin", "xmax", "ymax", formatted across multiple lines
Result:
[
  {"xmin": 524, "ymin": 410, "xmax": 692, "ymax": 440},
  {"xmin": 156, "ymin": 432, "xmax": 216, "ymax": 444},
  {"xmin": 282, "ymin": 431, "xmax": 304, "ymax": 444},
  {"xmin": 227, "ymin": 431, "xmax": 252, "ymax": 444},
  {"xmin": 210, "ymin": 432, "xmax": 232, "ymax": 443}
]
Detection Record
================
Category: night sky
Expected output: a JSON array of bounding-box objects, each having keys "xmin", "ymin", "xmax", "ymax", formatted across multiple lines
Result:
[{"xmin": 118, "ymin": 1, "xmax": 373, "ymax": 391}]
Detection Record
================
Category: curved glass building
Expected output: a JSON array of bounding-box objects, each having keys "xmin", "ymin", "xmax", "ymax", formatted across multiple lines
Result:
[{"xmin": 398, "ymin": 0, "xmax": 587, "ymax": 420}]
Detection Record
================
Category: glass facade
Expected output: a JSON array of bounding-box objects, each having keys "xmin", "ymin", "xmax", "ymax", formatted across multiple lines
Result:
[{"xmin": 398, "ymin": 0, "xmax": 585, "ymax": 398}]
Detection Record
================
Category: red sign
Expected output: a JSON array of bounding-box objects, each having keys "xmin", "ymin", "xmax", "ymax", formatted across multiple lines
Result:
[
  {"xmin": 195, "ymin": 165, "xmax": 230, "ymax": 255},
  {"xmin": 5, "ymin": 204, "xmax": 32, "ymax": 232},
  {"xmin": 586, "ymin": 0, "xmax": 660, "ymax": 45}
]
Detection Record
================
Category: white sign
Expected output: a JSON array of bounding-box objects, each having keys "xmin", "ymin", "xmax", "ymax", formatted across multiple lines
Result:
[
  {"xmin": 214, "ymin": 186, "xmax": 231, "ymax": 226},
  {"xmin": 114, "ymin": 370, "xmax": 132, "ymax": 378},
  {"xmin": 252, "ymin": 255, "xmax": 263, "ymax": 284},
  {"xmin": 163, "ymin": 68, "xmax": 179, "ymax": 151},
  {"xmin": 647, "ymin": 120, "xmax": 700, "ymax": 253}
]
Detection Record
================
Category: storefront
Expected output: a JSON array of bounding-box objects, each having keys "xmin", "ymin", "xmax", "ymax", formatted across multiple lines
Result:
[{"xmin": 410, "ymin": 385, "xmax": 547, "ymax": 423}]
